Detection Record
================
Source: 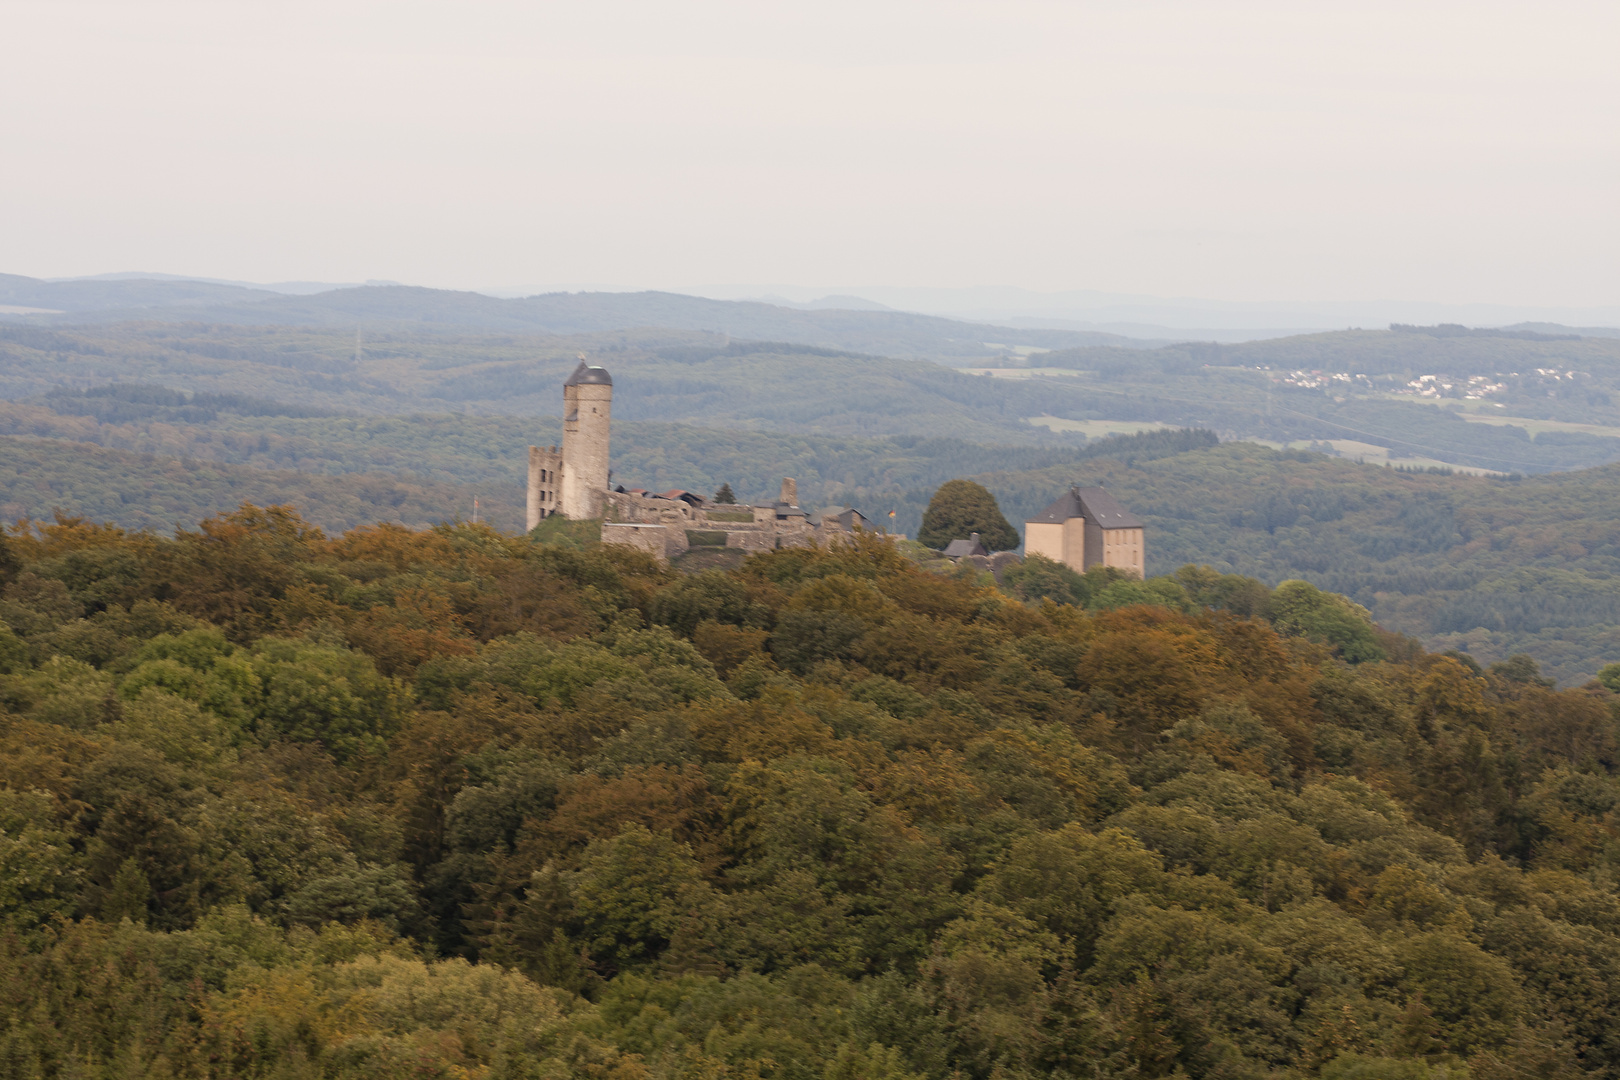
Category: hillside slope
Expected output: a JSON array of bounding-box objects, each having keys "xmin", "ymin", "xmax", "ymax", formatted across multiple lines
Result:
[
  {"xmin": 0, "ymin": 323, "xmax": 1114, "ymax": 444},
  {"xmin": 12, "ymin": 320, "xmax": 1620, "ymax": 474},
  {"xmin": 976, "ymin": 442, "xmax": 1620, "ymax": 685},
  {"xmin": 6, "ymin": 412, "xmax": 1620, "ymax": 682},
  {"xmin": 0, "ymin": 416, "xmax": 1204, "ymax": 541},
  {"xmin": 0, "ymin": 272, "xmax": 281, "ymax": 312},
  {"xmin": 0, "ymin": 436, "xmax": 514, "ymax": 534},
  {"xmin": 2, "ymin": 517, "xmax": 1619, "ymax": 1077},
  {"xmin": 0, "ymin": 278, "xmax": 1147, "ymax": 357},
  {"xmin": 1024, "ymin": 325, "xmax": 1620, "ymax": 472}
]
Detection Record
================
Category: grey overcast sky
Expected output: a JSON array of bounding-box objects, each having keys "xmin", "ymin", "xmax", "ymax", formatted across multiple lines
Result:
[{"xmin": 2, "ymin": 0, "xmax": 1615, "ymax": 305}]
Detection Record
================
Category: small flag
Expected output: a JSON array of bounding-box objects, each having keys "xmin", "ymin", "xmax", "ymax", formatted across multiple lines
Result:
[{"xmin": 888, "ymin": 510, "xmax": 896, "ymax": 519}]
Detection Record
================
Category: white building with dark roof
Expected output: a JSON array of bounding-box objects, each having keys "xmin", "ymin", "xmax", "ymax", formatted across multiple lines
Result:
[{"xmin": 1024, "ymin": 486, "xmax": 1145, "ymax": 576}]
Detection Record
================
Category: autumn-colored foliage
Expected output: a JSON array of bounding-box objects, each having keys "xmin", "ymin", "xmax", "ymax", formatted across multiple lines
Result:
[{"xmin": 1, "ymin": 504, "xmax": 1619, "ymax": 1078}]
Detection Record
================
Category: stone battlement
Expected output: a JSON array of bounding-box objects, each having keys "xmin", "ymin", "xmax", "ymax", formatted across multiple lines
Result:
[{"xmin": 599, "ymin": 485, "xmax": 865, "ymax": 563}]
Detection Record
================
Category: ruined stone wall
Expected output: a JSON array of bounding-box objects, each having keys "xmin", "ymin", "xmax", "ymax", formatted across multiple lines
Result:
[
  {"xmin": 726, "ymin": 530, "xmax": 777, "ymax": 552},
  {"xmin": 598, "ymin": 486, "xmax": 870, "ymax": 561},
  {"xmin": 601, "ymin": 523, "xmax": 670, "ymax": 562},
  {"xmin": 776, "ymin": 518, "xmax": 817, "ymax": 549},
  {"xmin": 526, "ymin": 445, "xmax": 562, "ymax": 531},
  {"xmin": 602, "ymin": 490, "xmax": 694, "ymax": 525}
]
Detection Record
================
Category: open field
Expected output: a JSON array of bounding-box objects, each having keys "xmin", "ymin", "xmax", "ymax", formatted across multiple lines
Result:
[
  {"xmin": 1025, "ymin": 415, "xmax": 1176, "ymax": 437},
  {"xmin": 1457, "ymin": 411, "xmax": 1620, "ymax": 439},
  {"xmin": 959, "ymin": 366, "xmax": 1087, "ymax": 378},
  {"xmin": 1263, "ymin": 438, "xmax": 1506, "ymax": 476}
]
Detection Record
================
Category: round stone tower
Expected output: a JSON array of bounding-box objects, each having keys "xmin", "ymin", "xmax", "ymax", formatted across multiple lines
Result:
[{"xmin": 560, "ymin": 358, "xmax": 612, "ymax": 519}]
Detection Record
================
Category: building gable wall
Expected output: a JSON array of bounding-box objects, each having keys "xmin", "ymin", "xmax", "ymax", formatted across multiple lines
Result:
[{"xmin": 1025, "ymin": 521, "xmax": 1065, "ymax": 563}]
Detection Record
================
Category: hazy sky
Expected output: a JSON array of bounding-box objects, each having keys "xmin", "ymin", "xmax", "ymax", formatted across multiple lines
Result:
[{"xmin": 3, "ymin": 1, "xmax": 1615, "ymax": 305}]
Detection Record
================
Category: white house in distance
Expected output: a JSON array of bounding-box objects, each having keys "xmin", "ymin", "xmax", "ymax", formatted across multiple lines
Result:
[{"xmin": 1024, "ymin": 486, "xmax": 1145, "ymax": 577}]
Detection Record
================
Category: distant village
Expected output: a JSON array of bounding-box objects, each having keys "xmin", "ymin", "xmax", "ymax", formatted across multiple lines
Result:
[
  {"xmin": 1256, "ymin": 364, "xmax": 1586, "ymax": 402},
  {"xmin": 531, "ymin": 360, "xmax": 1145, "ymax": 577}
]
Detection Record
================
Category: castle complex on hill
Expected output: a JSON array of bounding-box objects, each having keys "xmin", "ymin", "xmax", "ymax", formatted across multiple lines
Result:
[
  {"xmin": 528, "ymin": 359, "xmax": 1145, "ymax": 572},
  {"xmin": 529, "ymin": 360, "xmax": 872, "ymax": 562}
]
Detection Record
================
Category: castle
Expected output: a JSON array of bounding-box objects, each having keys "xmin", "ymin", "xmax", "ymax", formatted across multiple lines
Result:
[
  {"xmin": 529, "ymin": 360, "xmax": 872, "ymax": 562},
  {"xmin": 529, "ymin": 360, "xmax": 1146, "ymax": 572}
]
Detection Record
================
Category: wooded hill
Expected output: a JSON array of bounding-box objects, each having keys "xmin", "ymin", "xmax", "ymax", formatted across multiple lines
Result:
[
  {"xmin": 7, "ymin": 318, "xmax": 1620, "ymax": 682},
  {"xmin": 2, "ymin": 509, "xmax": 1619, "ymax": 1078},
  {"xmin": 0, "ymin": 408, "xmax": 1204, "ymax": 536},
  {"xmin": 0, "ymin": 407, "xmax": 1618, "ymax": 684},
  {"xmin": 0, "ymin": 278, "xmax": 1142, "ymax": 358},
  {"xmin": 0, "ymin": 323, "xmax": 1107, "ymax": 444},
  {"xmin": 7, "ymin": 320, "xmax": 1620, "ymax": 473},
  {"xmin": 1033, "ymin": 326, "xmax": 1620, "ymax": 473},
  {"xmin": 977, "ymin": 443, "xmax": 1620, "ymax": 687}
]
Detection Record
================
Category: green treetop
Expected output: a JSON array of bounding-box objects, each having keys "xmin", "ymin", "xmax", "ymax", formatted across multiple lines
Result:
[{"xmin": 917, "ymin": 478, "xmax": 1019, "ymax": 551}]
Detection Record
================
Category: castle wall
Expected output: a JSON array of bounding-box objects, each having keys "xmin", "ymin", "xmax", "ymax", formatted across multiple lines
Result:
[
  {"xmin": 602, "ymin": 523, "xmax": 669, "ymax": 561},
  {"xmin": 598, "ymin": 487, "xmax": 864, "ymax": 561},
  {"xmin": 726, "ymin": 530, "xmax": 776, "ymax": 552},
  {"xmin": 602, "ymin": 489, "xmax": 694, "ymax": 525},
  {"xmin": 526, "ymin": 445, "xmax": 562, "ymax": 531}
]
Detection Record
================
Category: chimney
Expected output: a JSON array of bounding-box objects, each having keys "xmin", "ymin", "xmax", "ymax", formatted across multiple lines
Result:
[
  {"xmin": 970, "ymin": 532, "xmax": 980, "ymax": 543},
  {"xmin": 779, "ymin": 477, "xmax": 798, "ymax": 506}
]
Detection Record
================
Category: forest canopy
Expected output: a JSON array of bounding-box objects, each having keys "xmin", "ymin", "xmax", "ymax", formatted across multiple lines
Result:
[
  {"xmin": 7, "ymin": 316, "xmax": 1620, "ymax": 683},
  {"xmin": 2, "ymin": 506, "xmax": 1620, "ymax": 1078}
]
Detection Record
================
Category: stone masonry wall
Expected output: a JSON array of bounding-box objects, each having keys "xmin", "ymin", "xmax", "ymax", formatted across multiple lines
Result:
[
  {"xmin": 561, "ymin": 382, "xmax": 612, "ymax": 519},
  {"xmin": 526, "ymin": 445, "xmax": 562, "ymax": 531}
]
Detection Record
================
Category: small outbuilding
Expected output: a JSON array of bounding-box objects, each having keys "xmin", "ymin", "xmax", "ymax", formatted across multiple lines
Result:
[{"xmin": 942, "ymin": 532, "xmax": 990, "ymax": 559}]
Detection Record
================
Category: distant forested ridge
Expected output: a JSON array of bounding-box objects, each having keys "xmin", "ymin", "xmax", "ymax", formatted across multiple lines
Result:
[
  {"xmin": 980, "ymin": 441, "xmax": 1620, "ymax": 686},
  {"xmin": 0, "ymin": 323, "xmax": 1120, "ymax": 444},
  {"xmin": 7, "ymin": 319, "xmax": 1620, "ymax": 474},
  {"xmin": 0, "ymin": 277, "xmax": 1146, "ymax": 357},
  {"xmin": 3, "ymin": 509, "xmax": 1620, "ymax": 1078},
  {"xmin": 4, "ymin": 418, "xmax": 1620, "ymax": 683},
  {"xmin": 0, "ymin": 393, "xmax": 1205, "ymax": 538},
  {"xmin": 7, "ymin": 316, "xmax": 1620, "ymax": 683}
]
